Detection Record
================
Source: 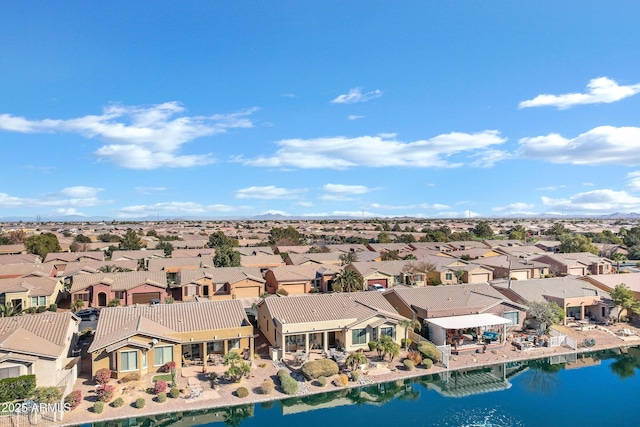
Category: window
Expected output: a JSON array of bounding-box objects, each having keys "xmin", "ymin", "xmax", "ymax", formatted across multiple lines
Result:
[
  {"xmin": 114, "ymin": 291, "xmax": 125, "ymax": 300},
  {"xmin": 142, "ymin": 352, "xmax": 147, "ymax": 369},
  {"xmin": 185, "ymin": 285, "xmax": 197, "ymax": 296},
  {"xmin": 30, "ymin": 296, "xmax": 46, "ymax": 307},
  {"xmin": 380, "ymin": 326, "xmax": 394, "ymax": 338},
  {"xmin": 352, "ymin": 328, "xmax": 367, "ymax": 345},
  {"xmin": 445, "ymin": 273, "xmax": 453, "ymax": 281},
  {"xmin": 504, "ymin": 311, "xmax": 519, "ymax": 326},
  {"xmin": 228, "ymin": 339, "xmax": 240, "ymax": 350},
  {"xmin": 154, "ymin": 346, "xmax": 173, "ymax": 366},
  {"xmin": 121, "ymin": 350, "xmax": 138, "ymax": 372},
  {"xmin": 0, "ymin": 366, "xmax": 20, "ymax": 380},
  {"xmin": 202, "ymin": 286, "xmax": 210, "ymax": 297},
  {"xmin": 207, "ymin": 341, "xmax": 223, "ymax": 353},
  {"xmin": 74, "ymin": 293, "xmax": 89, "ymax": 302}
]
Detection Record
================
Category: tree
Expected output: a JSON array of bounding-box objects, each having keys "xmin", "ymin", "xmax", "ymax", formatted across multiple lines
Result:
[
  {"xmin": 214, "ymin": 246, "xmax": 241, "ymax": 267},
  {"xmin": 547, "ymin": 222, "xmax": 569, "ymax": 237},
  {"xmin": 403, "ymin": 261, "xmax": 436, "ymax": 285},
  {"xmin": 339, "ymin": 252, "xmax": 358, "ymax": 265},
  {"xmin": 98, "ymin": 265, "xmax": 132, "ymax": 273},
  {"xmin": 331, "ymin": 269, "xmax": 363, "ymax": 292},
  {"xmin": 454, "ymin": 269, "xmax": 464, "ymax": 284},
  {"xmin": 119, "ymin": 229, "xmax": 142, "ymax": 250},
  {"xmin": 509, "ymin": 225, "xmax": 527, "ymax": 241},
  {"xmin": 0, "ymin": 236, "xmax": 11, "ymax": 245},
  {"xmin": 6, "ymin": 230, "xmax": 26, "ymax": 244},
  {"xmin": 558, "ymin": 233, "xmax": 598, "ymax": 255},
  {"xmin": 74, "ymin": 234, "xmax": 91, "ymax": 243},
  {"xmin": 377, "ymin": 232, "xmax": 392, "ymax": 244},
  {"xmin": 611, "ymin": 252, "xmax": 627, "ymax": 273},
  {"xmin": 473, "ymin": 221, "xmax": 494, "ymax": 239},
  {"xmin": 610, "ymin": 283, "xmax": 640, "ymax": 322},
  {"xmin": 397, "ymin": 234, "xmax": 416, "ymax": 244},
  {"xmin": 207, "ymin": 231, "xmax": 239, "ymax": 248},
  {"xmin": 155, "ymin": 241, "xmax": 174, "ymax": 257},
  {"xmin": 526, "ymin": 301, "xmax": 564, "ymax": 332},
  {"xmin": 0, "ymin": 303, "xmax": 21, "ymax": 317},
  {"xmin": 381, "ymin": 250, "xmax": 400, "ymax": 261},
  {"xmin": 98, "ymin": 233, "xmax": 120, "ymax": 243},
  {"xmin": 24, "ymin": 233, "xmax": 61, "ymax": 258},
  {"xmin": 70, "ymin": 300, "xmax": 85, "ymax": 313},
  {"xmin": 268, "ymin": 226, "xmax": 304, "ymax": 246},
  {"xmin": 345, "ymin": 351, "xmax": 367, "ymax": 371}
]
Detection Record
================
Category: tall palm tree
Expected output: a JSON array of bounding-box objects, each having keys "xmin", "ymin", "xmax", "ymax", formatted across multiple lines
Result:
[
  {"xmin": 331, "ymin": 269, "xmax": 363, "ymax": 292},
  {"xmin": 611, "ymin": 252, "xmax": 627, "ymax": 273}
]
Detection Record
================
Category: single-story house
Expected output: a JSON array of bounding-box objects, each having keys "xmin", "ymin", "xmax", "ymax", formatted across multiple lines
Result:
[
  {"xmin": 0, "ymin": 276, "xmax": 65, "ymax": 311},
  {"xmin": 492, "ymin": 277, "xmax": 614, "ymax": 324},
  {"xmin": 0, "ymin": 254, "xmax": 41, "ymax": 265},
  {"xmin": 284, "ymin": 252, "xmax": 343, "ymax": 266},
  {"xmin": 470, "ymin": 255, "xmax": 549, "ymax": 280},
  {"xmin": 346, "ymin": 260, "xmax": 427, "ymax": 288},
  {"xmin": 236, "ymin": 247, "xmax": 274, "ymax": 256},
  {"xmin": 88, "ymin": 300, "xmax": 254, "ymax": 378},
  {"xmin": 147, "ymin": 257, "xmax": 215, "ymax": 284},
  {"xmin": 0, "ymin": 312, "xmax": 80, "ymax": 395},
  {"xmin": 0, "ymin": 262, "xmax": 57, "ymax": 279},
  {"xmin": 383, "ymin": 284, "xmax": 527, "ymax": 348},
  {"xmin": 240, "ymin": 254, "xmax": 286, "ymax": 273},
  {"xmin": 61, "ymin": 259, "xmax": 138, "ymax": 284},
  {"xmin": 70, "ymin": 271, "xmax": 170, "ymax": 308},
  {"xmin": 256, "ymin": 292, "xmax": 409, "ymax": 356},
  {"xmin": 110, "ymin": 250, "xmax": 165, "ymax": 268},
  {"xmin": 579, "ymin": 273, "xmax": 640, "ymax": 302},
  {"xmin": 44, "ymin": 251, "xmax": 105, "ymax": 273},
  {"xmin": 171, "ymin": 248, "xmax": 217, "ymax": 258},
  {"xmin": 172, "ymin": 267, "xmax": 265, "ymax": 302},
  {"xmin": 532, "ymin": 252, "xmax": 613, "ymax": 276},
  {"xmin": 264, "ymin": 264, "xmax": 342, "ymax": 294}
]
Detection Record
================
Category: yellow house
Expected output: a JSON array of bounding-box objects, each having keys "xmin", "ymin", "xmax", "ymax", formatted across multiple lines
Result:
[
  {"xmin": 88, "ymin": 299, "xmax": 254, "ymax": 378},
  {"xmin": 0, "ymin": 276, "xmax": 64, "ymax": 311}
]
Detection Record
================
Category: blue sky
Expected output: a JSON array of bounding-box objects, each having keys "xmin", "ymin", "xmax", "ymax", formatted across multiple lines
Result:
[{"xmin": 2, "ymin": 1, "xmax": 640, "ymax": 219}]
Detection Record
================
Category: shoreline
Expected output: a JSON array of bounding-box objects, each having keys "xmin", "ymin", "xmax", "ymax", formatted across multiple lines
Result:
[{"xmin": 57, "ymin": 330, "xmax": 640, "ymax": 427}]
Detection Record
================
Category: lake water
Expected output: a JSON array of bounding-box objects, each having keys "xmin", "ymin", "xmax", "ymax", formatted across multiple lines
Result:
[{"xmin": 88, "ymin": 346, "xmax": 640, "ymax": 427}]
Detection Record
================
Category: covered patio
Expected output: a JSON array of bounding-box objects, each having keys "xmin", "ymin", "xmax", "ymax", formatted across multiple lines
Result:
[{"xmin": 425, "ymin": 313, "xmax": 512, "ymax": 354}]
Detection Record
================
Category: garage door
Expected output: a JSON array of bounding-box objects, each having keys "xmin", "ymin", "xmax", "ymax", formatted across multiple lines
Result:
[
  {"xmin": 367, "ymin": 279, "xmax": 388, "ymax": 288},
  {"xmin": 511, "ymin": 271, "xmax": 529, "ymax": 281},
  {"xmin": 234, "ymin": 286, "xmax": 261, "ymax": 299},
  {"xmin": 569, "ymin": 267, "xmax": 584, "ymax": 275},
  {"xmin": 469, "ymin": 273, "xmax": 490, "ymax": 283},
  {"xmin": 132, "ymin": 292, "xmax": 161, "ymax": 305},
  {"xmin": 282, "ymin": 284, "xmax": 306, "ymax": 294}
]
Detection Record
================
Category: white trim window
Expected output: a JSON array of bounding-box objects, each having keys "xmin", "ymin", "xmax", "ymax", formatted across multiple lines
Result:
[
  {"xmin": 154, "ymin": 346, "xmax": 173, "ymax": 366},
  {"xmin": 504, "ymin": 311, "xmax": 519, "ymax": 326},
  {"xmin": 121, "ymin": 350, "xmax": 138, "ymax": 372},
  {"xmin": 380, "ymin": 326, "xmax": 394, "ymax": 339},
  {"xmin": 30, "ymin": 296, "xmax": 47, "ymax": 307}
]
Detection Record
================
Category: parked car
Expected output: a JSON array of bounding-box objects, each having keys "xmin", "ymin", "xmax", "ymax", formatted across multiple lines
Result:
[
  {"xmin": 367, "ymin": 283, "xmax": 386, "ymax": 292},
  {"xmin": 149, "ymin": 299, "xmax": 161, "ymax": 306},
  {"xmin": 75, "ymin": 308, "xmax": 100, "ymax": 321}
]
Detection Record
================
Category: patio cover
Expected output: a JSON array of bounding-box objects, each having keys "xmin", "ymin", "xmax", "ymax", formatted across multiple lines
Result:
[{"xmin": 425, "ymin": 313, "xmax": 511, "ymax": 330}]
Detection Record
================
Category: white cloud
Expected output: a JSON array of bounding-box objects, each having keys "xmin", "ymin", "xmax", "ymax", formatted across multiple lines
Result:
[
  {"xmin": 493, "ymin": 202, "xmax": 535, "ymax": 214},
  {"xmin": 56, "ymin": 208, "xmax": 85, "ymax": 216},
  {"xmin": 0, "ymin": 102, "xmax": 257, "ymax": 169},
  {"xmin": 244, "ymin": 131, "xmax": 506, "ymax": 169},
  {"xmin": 470, "ymin": 149, "xmax": 512, "ymax": 168},
  {"xmin": 519, "ymin": 77, "xmax": 640, "ymax": 109},
  {"xmin": 0, "ymin": 187, "xmax": 106, "ymax": 209},
  {"xmin": 347, "ymin": 115, "xmax": 364, "ymax": 121},
  {"xmin": 135, "ymin": 186, "xmax": 166, "ymax": 194},
  {"xmin": 296, "ymin": 201, "xmax": 313, "ymax": 207},
  {"xmin": 206, "ymin": 204, "xmax": 251, "ymax": 213},
  {"xmin": 331, "ymin": 88, "xmax": 382, "ymax": 104},
  {"xmin": 115, "ymin": 202, "xmax": 252, "ymax": 217},
  {"xmin": 321, "ymin": 184, "xmax": 372, "ymax": 201},
  {"xmin": 332, "ymin": 210, "xmax": 381, "ymax": 218},
  {"xmin": 419, "ymin": 203, "xmax": 451, "ymax": 210},
  {"xmin": 234, "ymin": 186, "xmax": 306, "ymax": 200},
  {"xmin": 627, "ymin": 172, "xmax": 640, "ymax": 192},
  {"xmin": 518, "ymin": 126, "xmax": 640, "ymax": 166},
  {"xmin": 536, "ymin": 185, "xmax": 564, "ymax": 191},
  {"xmin": 432, "ymin": 210, "xmax": 482, "ymax": 218},
  {"xmin": 367, "ymin": 203, "xmax": 416, "ymax": 210},
  {"xmin": 541, "ymin": 189, "xmax": 640, "ymax": 213},
  {"xmin": 583, "ymin": 182, "xmax": 595, "ymax": 187},
  {"xmin": 264, "ymin": 210, "xmax": 290, "ymax": 216}
]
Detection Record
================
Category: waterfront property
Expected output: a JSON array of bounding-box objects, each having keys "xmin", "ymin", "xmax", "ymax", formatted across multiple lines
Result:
[
  {"xmin": 0, "ymin": 312, "xmax": 79, "ymax": 395},
  {"xmin": 88, "ymin": 299, "xmax": 254, "ymax": 378},
  {"xmin": 257, "ymin": 292, "xmax": 408, "ymax": 357}
]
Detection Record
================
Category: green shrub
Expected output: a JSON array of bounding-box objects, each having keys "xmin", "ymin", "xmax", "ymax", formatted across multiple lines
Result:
[
  {"xmin": 93, "ymin": 401, "xmax": 104, "ymax": 414},
  {"xmin": 276, "ymin": 288, "xmax": 289, "ymax": 296},
  {"xmin": 0, "ymin": 375, "xmax": 36, "ymax": 403},
  {"xmin": 169, "ymin": 388, "xmax": 180, "ymax": 398},
  {"xmin": 277, "ymin": 368, "xmax": 290, "ymax": 379},
  {"xmin": 401, "ymin": 338, "xmax": 412, "ymax": 348},
  {"xmin": 316, "ymin": 376, "xmax": 327, "ymax": 387},
  {"xmin": 32, "ymin": 386, "xmax": 62, "ymax": 404},
  {"xmin": 279, "ymin": 373, "xmax": 298, "ymax": 395},
  {"xmin": 36, "ymin": 306, "xmax": 47, "ymax": 313},
  {"xmin": 260, "ymin": 379, "xmax": 275, "ymax": 395},
  {"xmin": 351, "ymin": 371, "xmax": 360, "ymax": 382},
  {"xmin": 47, "ymin": 304, "xmax": 57, "ymax": 312},
  {"xmin": 403, "ymin": 359, "xmax": 414, "ymax": 371},
  {"xmin": 368, "ymin": 341, "xmax": 378, "ymax": 351},
  {"xmin": 236, "ymin": 387, "xmax": 249, "ymax": 398},
  {"xmin": 301, "ymin": 359, "xmax": 339, "ymax": 380},
  {"xmin": 97, "ymin": 385, "xmax": 115, "ymax": 402},
  {"xmin": 135, "ymin": 398, "xmax": 146, "ymax": 409},
  {"xmin": 157, "ymin": 392, "xmax": 167, "ymax": 403},
  {"xmin": 64, "ymin": 390, "xmax": 82, "ymax": 411},
  {"xmin": 423, "ymin": 359, "xmax": 433, "ymax": 370},
  {"xmin": 111, "ymin": 397, "xmax": 124, "ymax": 408},
  {"xmin": 417, "ymin": 342, "xmax": 440, "ymax": 363}
]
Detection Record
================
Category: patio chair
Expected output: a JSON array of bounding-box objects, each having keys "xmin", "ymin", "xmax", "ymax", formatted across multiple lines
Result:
[{"xmin": 182, "ymin": 355, "xmax": 192, "ymax": 367}]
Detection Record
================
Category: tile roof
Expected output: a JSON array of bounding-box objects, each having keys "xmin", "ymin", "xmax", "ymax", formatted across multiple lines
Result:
[
  {"xmin": 0, "ymin": 254, "xmax": 40, "ymax": 265},
  {"xmin": 70, "ymin": 271, "xmax": 167, "ymax": 292},
  {"xmin": 240, "ymin": 254, "xmax": 285, "ymax": 267},
  {"xmin": 88, "ymin": 299, "xmax": 250, "ymax": 352},
  {"xmin": 178, "ymin": 267, "xmax": 265, "ymax": 286},
  {"xmin": 0, "ymin": 262, "xmax": 56, "ymax": 278},
  {"xmin": 579, "ymin": 273, "xmax": 640, "ymax": 293},
  {"xmin": 44, "ymin": 251, "xmax": 104, "ymax": 263},
  {"xmin": 260, "ymin": 291, "xmax": 404, "ymax": 325},
  {"xmin": 0, "ymin": 276, "xmax": 60, "ymax": 296},
  {"xmin": 148, "ymin": 257, "xmax": 215, "ymax": 271},
  {"xmin": 111, "ymin": 250, "xmax": 165, "ymax": 260},
  {"xmin": 494, "ymin": 277, "xmax": 609, "ymax": 302},
  {"xmin": 0, "ymin": 312, "xmax": 77, "ymax": 358},
  {"xmin": 268, "ymin": 264, "xmax": 342, "ymax": 282},
  {"xmin": 62, "ymin": 260, "xmax": 138, "ymax": 276}
]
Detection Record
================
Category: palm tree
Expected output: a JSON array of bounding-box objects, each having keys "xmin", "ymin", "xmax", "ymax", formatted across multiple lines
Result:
[
  {"xmin": 70, "ymin": 299, "xmax": 85, "ymax": 313},
  {"xmin": 345, "ymin": 351, "xmax": 368, "ymax": 371},
  {"xmin": 339, "ymin": 252, "xmax": 358, "ymax": 265},
  {"xmin": 331, "ymin": 269, "xmax": 363, "ymax": 293},
  {"xmin": 398, "ymin": 319, "xmax": 412, "ymax": 349},
  {"xmin": 611, "ymin": 252, "xmax": 627, "ymax": 273}
]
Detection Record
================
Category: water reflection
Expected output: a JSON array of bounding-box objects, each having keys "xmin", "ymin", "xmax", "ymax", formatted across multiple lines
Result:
[{"xmin": 85, "ymin": 346, "xmax": 640, "ymax": 427}]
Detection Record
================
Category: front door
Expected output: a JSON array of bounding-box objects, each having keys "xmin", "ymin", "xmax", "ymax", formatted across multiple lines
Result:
[{"xmin": 97, "ymin": 292, "xmax": 107, "ymax": 307}]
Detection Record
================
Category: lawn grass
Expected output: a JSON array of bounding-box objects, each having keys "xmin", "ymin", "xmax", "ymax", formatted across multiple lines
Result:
[{"xmin": 152, "ymin": 374, "xmax": 173, "ymax": 383}]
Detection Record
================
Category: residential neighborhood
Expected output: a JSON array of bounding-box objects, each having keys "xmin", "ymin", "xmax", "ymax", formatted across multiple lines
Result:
[{"xmin": 0, "ymin": 218, "xmax": 640, "ymax": 424}]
